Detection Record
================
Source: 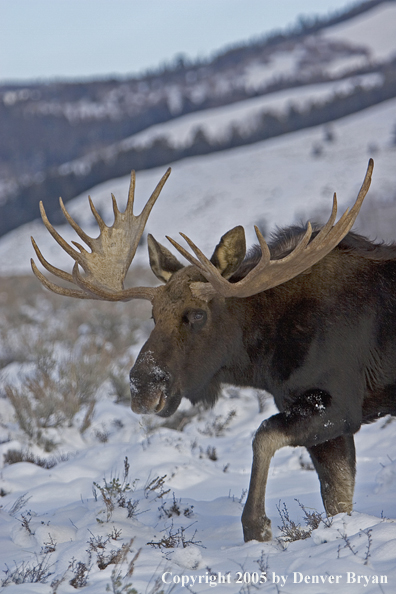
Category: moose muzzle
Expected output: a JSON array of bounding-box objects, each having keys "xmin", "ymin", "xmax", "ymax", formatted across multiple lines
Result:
[{"xmin": 129, "ymin": 351, "xmax": 173, "ymax": 415}]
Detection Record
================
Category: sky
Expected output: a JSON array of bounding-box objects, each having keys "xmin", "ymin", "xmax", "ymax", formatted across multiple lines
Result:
[{"xmin": 0, "ymin": 0, "xmax": 353, "ymax": 84}]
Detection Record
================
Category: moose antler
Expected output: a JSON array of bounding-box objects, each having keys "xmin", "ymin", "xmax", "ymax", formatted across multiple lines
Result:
[
  {"xmin": 168, "ymin": 159, "xmax": 374, "ymax": 300},
  {"xmin": 31, "ymin": 168, "xmax": 171, "ymax": 301}
]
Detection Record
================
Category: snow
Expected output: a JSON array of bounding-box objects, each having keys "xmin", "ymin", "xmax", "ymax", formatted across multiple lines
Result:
[
  {"xmin": 323, "ymin": 2, "xmax": 396, "ymax": 62},
  {"xmin": 120, "ymin": 75, "xmax": 383, "ymax": 150},
  {"xmin": 243, "ymin": 52, "xmax": 298, "ymax": 92},
  {"xmin": 0, "ymin": 386, "xmax": 395, "ymax": 592}
]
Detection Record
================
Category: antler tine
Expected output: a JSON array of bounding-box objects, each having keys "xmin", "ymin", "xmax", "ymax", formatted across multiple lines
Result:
[
  {"xmin": 88, "ymin": 196, "xmax": 106, "ymax": 231},
  {"xmin": 71, "ymin": 241, "xmax": 88, "ymax": 254},
  {"xmin": 31, "ymin": 237, "xmax": 75, "ymax": 284},
  {"xmin": 188, "ymin": 159, "xmax": 374, "ymax": 300},
  {"xmin": 308, "ymin": 158, "xmax": 373, "ymax": 254},
  {"xmin": 253, "ymin": 226, "xmax": 271, "ymax": 264},
  {"xmin": 308, "ymin": 192, "xmax": 338, "ymax": 246},
  {"xmin": 31, "ymin": 210, "xmax": 95, "ymax": 298},
  {"xmin": 139, "ymin": 167, "xmax": 171, "ymax": 223},
  {"xmin": 30, "ymin": 259, "xmax": 94, "ymax": 299},
  {"xmin": 111, "ymin": 194, "xmax": 120, "ymax": 220},
  {"xmin": 39, "ymin": 201, "xmax": 85, "ymax": 266},
  {"xmin": 271, "ymin": 222, "xmax": 314, "ymax": 266},
  {"xmin": 166, "ymin": 235, "xmax": 205, "ymax": 271},
  {"xmin": 59, "ymin": 197, "xmax": 94, "ymax": 249},
  {"xmin": 350, "ymin": 157, "xmax": 373, "ymax": 216},
  {"xmin": 126, "ymin": 170, "xmax": 136, "ymax": 214}
]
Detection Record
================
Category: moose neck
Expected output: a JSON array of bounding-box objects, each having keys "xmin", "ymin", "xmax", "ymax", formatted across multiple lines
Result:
[
  {"xmin": 219, "ymin": 289, "xmax": 279, "ymax": 392},
  {"xmin": 220, "ymin": 273, "xmax": 317, "ymax": 396}
]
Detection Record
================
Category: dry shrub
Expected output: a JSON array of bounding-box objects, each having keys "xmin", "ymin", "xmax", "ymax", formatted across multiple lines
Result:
[
  {"xmin": 5, "ymin": 340, "xmax": 112, "ymax": 447},
  {"xmin": 0, "ymin": 272, "xmax": 152, "ymax": 368},
  {"xmin": 0, "ymin": 272, "xmax": 154, "ymax": 446},
  {"xmin": 3, "ymin": 448, "xmax": 68, "ymax": 468}
]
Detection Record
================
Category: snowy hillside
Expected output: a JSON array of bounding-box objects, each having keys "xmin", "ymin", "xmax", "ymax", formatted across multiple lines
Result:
[
  {"xmin": 323, "ymin": 1, "xmax": 396, "ymax": 63},
  {"xmin": 100, "ymin": 74, "xmax": 384, "ymax": 151},
  {"xmin": 1, "ymin": 95, "xmax": 395, "ymax": 276},
  {"xmin": 1, "ymin": 0, "xmax": 396, "ymax": 237}
]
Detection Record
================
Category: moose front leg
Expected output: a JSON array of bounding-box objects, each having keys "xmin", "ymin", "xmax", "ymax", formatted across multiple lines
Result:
[
  {"xmin": 241, "ymin": 416, "xmax": 289, "ymax": 542},
  {"xmin": 242, "ymin": 390, "xmax": 354, "ymax": 542}
]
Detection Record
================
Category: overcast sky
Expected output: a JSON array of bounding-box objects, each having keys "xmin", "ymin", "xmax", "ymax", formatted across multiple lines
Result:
[{"xmin": 1, "ymin": 0, "xmax": 353, "ymax": 83}]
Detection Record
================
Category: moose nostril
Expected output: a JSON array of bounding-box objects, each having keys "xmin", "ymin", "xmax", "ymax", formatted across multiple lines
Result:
[
  {"xmin": 129, "ymin": 362, "xmax": 172, "ymax": 410},
  {"xmin": 158, "ymin": 371, "xmax": 168, "ymax": 383},
  {"xmin": 152, "ymin": 366, "xmax": 171, "ymax": 384}
]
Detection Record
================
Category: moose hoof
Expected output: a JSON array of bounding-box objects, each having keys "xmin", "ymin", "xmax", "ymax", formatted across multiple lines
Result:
[{"xmin": 242, "ymin": 515, "xmax": 272, "ymax": 542}]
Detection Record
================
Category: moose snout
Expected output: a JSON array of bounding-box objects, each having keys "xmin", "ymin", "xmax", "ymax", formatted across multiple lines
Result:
[{"xmin": 129, "ymin": 356, "xmax": 172, "ymax": 414}]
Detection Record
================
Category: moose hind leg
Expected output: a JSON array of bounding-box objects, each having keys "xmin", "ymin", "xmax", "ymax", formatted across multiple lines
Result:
[{"xmin": 307, "ymin": 434, "xmax": 356, "ymax": 517}]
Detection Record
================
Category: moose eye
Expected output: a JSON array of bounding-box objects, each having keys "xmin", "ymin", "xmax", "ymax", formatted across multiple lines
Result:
[{"xmin": 183, "ymin": 309, "xmax": 207, "ymax": 328}]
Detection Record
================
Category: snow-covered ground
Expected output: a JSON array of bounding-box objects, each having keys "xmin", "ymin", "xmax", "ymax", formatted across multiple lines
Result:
[{"xmin": 0, "ymin": 380, "xmax": 395, "ymax": 593}]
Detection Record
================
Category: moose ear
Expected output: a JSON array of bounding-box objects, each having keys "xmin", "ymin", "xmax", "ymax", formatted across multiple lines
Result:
[
  {"xmin": 148, "ymin": 234, "xmax": 184, "ymax": 283},
  {"xmin": 210, "ymin": 226, "xmax": 246, "ymax": 279}
]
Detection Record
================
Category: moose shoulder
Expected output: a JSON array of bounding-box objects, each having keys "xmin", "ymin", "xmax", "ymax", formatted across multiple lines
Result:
[{"xmin": 31, "ymin": 159, "xmax": 396, "ymax": 542}]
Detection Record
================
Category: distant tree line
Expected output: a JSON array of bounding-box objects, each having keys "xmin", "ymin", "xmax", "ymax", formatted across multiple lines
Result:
[
  {"xmin": 143, "ymin": 0, "xmax": 392, "ymax": 75},
  {"xmin": 0, "ymin": 0, "xmax": 391, "ymax": 191}
]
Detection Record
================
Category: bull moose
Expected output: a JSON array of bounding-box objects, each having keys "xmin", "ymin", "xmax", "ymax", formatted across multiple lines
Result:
[{"xmin": 31, "ymin": 158, "xmax": 396, "ymax": 542}]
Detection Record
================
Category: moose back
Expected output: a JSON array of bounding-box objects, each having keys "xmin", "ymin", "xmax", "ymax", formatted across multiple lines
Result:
[{"xmin": 31, "ymin": 159, "xmax": 396, "ymax": 542}]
